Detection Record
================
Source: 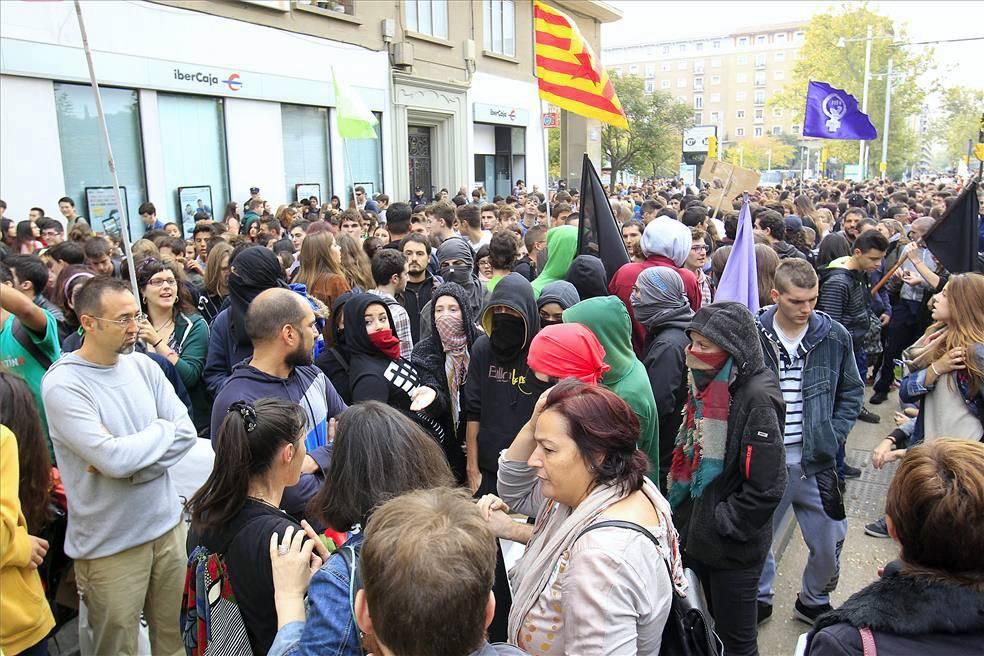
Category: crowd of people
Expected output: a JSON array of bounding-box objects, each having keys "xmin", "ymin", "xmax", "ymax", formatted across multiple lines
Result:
[{"xmin": 1, "ymin": 173, "xmax": 983, "ymax": 656}]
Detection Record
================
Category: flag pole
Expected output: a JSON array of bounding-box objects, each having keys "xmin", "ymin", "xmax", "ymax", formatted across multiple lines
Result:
[
  {"xmin": 542, "ymin": 101, "xmax": 551, "ymax": 223},
  {"xmin": 710, "ymin": 168, "xmax": 735, "ymax": 221},
  {"xmin": 73, "ymin": 0, "xmax": 139, "ymax": 301}
]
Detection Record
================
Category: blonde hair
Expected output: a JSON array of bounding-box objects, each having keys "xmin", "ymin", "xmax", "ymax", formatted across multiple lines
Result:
[
  {"xmin": 336, "ymin": 233, "xmax": 374, "ymax": 291},
  {"xmin": 925, "ymin": 273, "xmax": 984, "ymax": 396}
]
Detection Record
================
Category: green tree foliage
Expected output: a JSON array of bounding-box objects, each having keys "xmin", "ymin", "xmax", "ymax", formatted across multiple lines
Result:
[
  {"xmin": 930, "ymin": 86, "xmax": 984, "ymax": 170},
  {"xmin": 723, "ymin": 137, "xmax": 795, "ymax": 171},
  {"xmin": 602, "ymin": 75, "xmax": 693, "ymax": 190},
  {"xmin": 769, "ymin": 4, "xmax": 931, "ymax": 179}
]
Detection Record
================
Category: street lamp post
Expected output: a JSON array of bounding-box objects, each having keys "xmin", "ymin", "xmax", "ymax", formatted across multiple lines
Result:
[
  {"xmin": 880, "ymin": 57, "xmax": 893, "ymax": 179},
  {"xmin": 859, "ymin": 25, "xmax": 873, "ymax": 180}
]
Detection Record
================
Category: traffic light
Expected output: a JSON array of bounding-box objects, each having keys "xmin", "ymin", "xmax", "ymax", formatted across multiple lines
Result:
[{"xmin": 707, "ymin": 136, "xmax": 718, "ymax": 159}]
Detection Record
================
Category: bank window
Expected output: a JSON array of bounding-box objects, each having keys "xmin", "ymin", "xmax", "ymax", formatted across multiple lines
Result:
[
  {"xmin": 298, "ymin": 0, "xmax": 354, "ymax": 16},
  {"xmin": 341, "ymin": 110, "xmax": 384, "ymax": 200},
  {"xmin": 406, "ymin": 0, "xmax": 448, "ymax": 39},
  {"xmin": 54, "ymin": 83, "xmax": 147, "ymax": 241},
  {"xmin": 484, "ymin": 0, "xmax": 515, "ymax": 56},
  {"xmin": 158, "ymin": 94, "xmax": 229, "ymax": 236},
  {"xmin": 282, "ymin": 104, "xmax": 332, "ymax": 204}
]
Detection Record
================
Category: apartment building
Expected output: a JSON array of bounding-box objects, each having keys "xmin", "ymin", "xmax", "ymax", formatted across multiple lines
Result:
[
  {"xmin": 603, "ymin": 22, "xmax": 806, "ymax": 147},
  {"xmin": 0, "ymin": 0, "xmax": 618, "ymax": 237}
]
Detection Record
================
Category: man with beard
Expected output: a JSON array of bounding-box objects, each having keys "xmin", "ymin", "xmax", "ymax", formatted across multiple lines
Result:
[
  {"xmin": 816, "ymin": 207, "xmax": 865, "ymax": 268},
  {"xmin": 418, "ymin": 237, "xmax": 486, "ymax": 340},
  {"xmin": 210, "ymin": 288, "xmax": 346, "ymax": 518},
  {"xmin": 399, "ymin": 233, "xmax": 441, "ymax": 342},
  {"xmin": 41, "ymin": 277, "xmax": 197, "ymax": 655}
]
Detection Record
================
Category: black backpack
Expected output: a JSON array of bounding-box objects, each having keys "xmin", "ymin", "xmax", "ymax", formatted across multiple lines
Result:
[{"xmin": 575, "ymin": 520, "xmax": 724, "ymax": 656}]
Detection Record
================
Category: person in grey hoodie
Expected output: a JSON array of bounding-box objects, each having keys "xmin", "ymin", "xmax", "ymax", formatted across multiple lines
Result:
[
  {"xmin": 41, "ymin": 276, "xmax": 197, "ymax": 656},
  {"xmin": 535, "ymin": 280, "xmax": 579, "ymax": 327}
]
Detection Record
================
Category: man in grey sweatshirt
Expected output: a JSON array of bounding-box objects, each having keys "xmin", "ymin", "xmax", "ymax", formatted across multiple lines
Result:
[{"xmin": 42, "ymin": 277, "xmax": 196, "ymax": 656}]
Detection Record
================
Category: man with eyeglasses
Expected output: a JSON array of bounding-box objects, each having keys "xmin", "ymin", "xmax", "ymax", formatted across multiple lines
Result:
[
  {"xmin": 41, "ymin": 276, "xmax": 196, "ymax": 655},
  {"xmin": 38, "ymin": 218, "xmax": 65, "ymax": 245},
  {"xmin": 354, "ymin": 185, "xmax": 379, "ymax": 214},
  {"xmin": 684, "ymin": 227, "xmax": 713, "ymax": 306}
]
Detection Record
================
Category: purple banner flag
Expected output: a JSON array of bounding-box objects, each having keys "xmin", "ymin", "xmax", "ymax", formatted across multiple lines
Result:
[
  {"xmin": 802, "ymin": 80, "xmax": 877, "ymax": 140},
  {"xmin": 715, "ymin": 195, "xmax": 759, "ymax": 312}
]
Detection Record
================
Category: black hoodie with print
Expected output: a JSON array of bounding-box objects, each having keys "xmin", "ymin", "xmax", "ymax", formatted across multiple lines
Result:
[{"xmin": 462, "ymin": 273, "xmax": 543, "ymax": 475}]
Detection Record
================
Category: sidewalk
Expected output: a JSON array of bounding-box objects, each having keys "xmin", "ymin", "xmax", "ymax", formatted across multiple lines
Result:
[{"xmin": 757, "ymin": 395, "xmax": 901, "ymax": 655}]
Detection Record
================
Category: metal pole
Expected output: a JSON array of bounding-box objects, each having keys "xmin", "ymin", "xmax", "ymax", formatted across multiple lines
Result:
[
  {"xmin": 542, "ymin": 101, "xmax": 551, "ymax": 220},
  {"xmin": 858, "ymin": 24, "xmax": 872, "ymax": 180},
  {"xmin": 880, "ymin": 56, "xmax": 893, "ymax": 179},
  {"xmin": 73, "ymin": 1, "xmax": 139, "ymax": 301},
  {"xmin": 767, "ymin": 149, "xmax": 772, "ymax": 171}
]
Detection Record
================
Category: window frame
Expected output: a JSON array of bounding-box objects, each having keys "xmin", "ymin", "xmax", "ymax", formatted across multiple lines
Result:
[
  {"xmin": 406, "ymin": 0, "xmax": 449, "ymax": 40},
  {"xmin": 483, "ymin": 0, "xmax": 516, "ymax": 58}
]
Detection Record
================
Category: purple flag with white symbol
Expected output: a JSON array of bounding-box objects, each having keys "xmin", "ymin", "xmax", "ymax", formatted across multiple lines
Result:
[
  {"xmin": 802, "ymin": 80, "xmax": 877, "ymax": 140},
  {"xmin": 715, "ymin": 195, "xmax": 759, "ymax": 312}
]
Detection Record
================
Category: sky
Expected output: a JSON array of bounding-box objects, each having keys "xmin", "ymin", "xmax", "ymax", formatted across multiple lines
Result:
[{"xmin": 600, "ymin": 1, "xmax": 984, "ymax": 88}]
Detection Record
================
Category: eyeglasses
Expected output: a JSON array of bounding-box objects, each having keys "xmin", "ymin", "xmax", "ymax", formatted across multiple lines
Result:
[
  {"xmin": 146, "ymin": 278, "xmax": 177, "ymax": 288},
  {"xmin": 90, "ymin": 312, "xmax": 147, "ymax": 327},
  {"xmin": 691, "ymin": 245, "xmax": 708, "ymax": 253}
]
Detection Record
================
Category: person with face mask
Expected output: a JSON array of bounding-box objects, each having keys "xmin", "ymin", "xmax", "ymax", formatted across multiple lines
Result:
[
  {"xmin": 315, "ymin": 292, "xmax": 357, "ymax": 403},
  {"xmin": 565, "ymin": 254, "xmax": 609, "ymax": 300},
  {"xmin": 527, "ymin": 323, "xmax": 609, "ymax": 384},
  {"xmin": 563, "ymin": 296, "xmax": 661, "ymax": 486},
  {"xmin": 210, "ymin": 288, "xmax": 347, "ymax": 520},
  {"xmin": 668, "ymin": 302, "xmax": 787, "ymax": 656},
  {"xmin": 418, "ymin": 237, "xmax": 486, "ymax": 340},
  {"xmin": 530, "ymin": 225, "xmax": 578, "ymax": 298},
  {"xmin": 632, "ymin": 267, "xmax": 695, "ymax": 493},
  {"xmin": 204, "ymin": 246, "xmax": 288, "ymax": 396},
  {"xmin": 536, "ymin": 280, "xmax": 580, "ymax": 328}
]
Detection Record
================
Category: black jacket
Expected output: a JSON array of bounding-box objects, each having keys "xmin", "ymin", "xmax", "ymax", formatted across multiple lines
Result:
[
  {"xmin": 673, "ymin": 302, "xmax": 787, "ymax": 570},
  {"xmin": 411, "ymin": 282, "xmax": 480, "ymax": 481},
  {"xmin": 641, "ymin": 323, "xmax": 690, "ymax": 484},
  {"xmin": 342, "ymin": 293, "xmax": 416, "ymax": 411},
  {"xmin": 315, "ymin": 293, "xmax": 356, "ymax": 403},
  {"xmin": 773, "ymin": 240, "xmax": 808, "ymax": 260},
  {"xmin": 807, "ymin": 564, "xmax": 984, "ymax": 655},
  {"xmin": 399, "ymin": 272, "xmax": 441, "ymax": 343},
  {"xmin": 565, "ymin": 255, "xmax": 609, "ymax": 300},
  {"xmin": 512, "ymin": 255, "xmax": 537, "ymax": 282},
  {"xmin": 817, "ymin": 263, "xmax": 871, "ymax": 353},
  {"xmin": 462, "ymin": 273, "xmax": 544, "ymax": 473}
]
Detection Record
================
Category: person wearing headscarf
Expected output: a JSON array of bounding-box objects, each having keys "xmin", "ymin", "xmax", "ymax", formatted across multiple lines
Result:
[
  {"xmin": 418, "ymin": 237, "xmax": 485, "ymax": 340},
  {"xmin": 632, "ymin": 267, "xmax": 695, "ymax": 491},
  {"xmin": 607, "ymin": 216, "xmax": 702, "ymax": 355},
  {"xmin": 531, "ymin": 225, "xmax": 578, "ymax": 298},
  {"xmin": 535, "ymin": 280, "xmax": 580, "ymax": 328},
  {"xmin": 410, "ymin": 282, "xmax": 480, "ymax": 483},
  {"xmin": 203, "ymin": 246, "xmax": 288, "ymax": 395},
  {"xmin": 563, "ymin": 296, "xmax": 661, "ymax": 485},
  {"xmin": 315, "ymin": 291, "xmax": 357, "ymax": 403},
  {"xmin": 565, "ymin": 254, "xmax": 608, "ymax": 300},
  {"xmin": 527, "ymin": 323, "xmax": 610, "ymax": 384}
]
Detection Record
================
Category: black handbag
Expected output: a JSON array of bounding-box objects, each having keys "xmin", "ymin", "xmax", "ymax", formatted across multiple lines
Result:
[{"xmin": 575, "ymin": 520, "xmax": 724, "ymax": 656}]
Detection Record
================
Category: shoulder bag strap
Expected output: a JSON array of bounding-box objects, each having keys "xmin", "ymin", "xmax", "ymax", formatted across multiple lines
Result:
[
  {"xmin": 858, "ymin": 627, "xmax": 877, "ymax": 656},
  {"xmin": 575, "ymin": 519, "xmax": 662, "ymax": 549},
  {"xmin": 11, "ymin": 318, "xmax": 53, "ymax": 370}
]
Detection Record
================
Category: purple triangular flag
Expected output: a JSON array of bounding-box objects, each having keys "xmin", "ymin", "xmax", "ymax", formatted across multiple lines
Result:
[{"xmin": 715, "ymin": 195, "xmax": 759, "ymax": 312}]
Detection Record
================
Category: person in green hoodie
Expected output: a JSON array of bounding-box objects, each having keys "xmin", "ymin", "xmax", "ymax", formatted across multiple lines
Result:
[
  {"xmin": 531, "ymin": 225, "xmax": 578, "ymax": 298},
  {"xmin": 563, "ymin": 295, "xmax": 661, "ymax": 482}
]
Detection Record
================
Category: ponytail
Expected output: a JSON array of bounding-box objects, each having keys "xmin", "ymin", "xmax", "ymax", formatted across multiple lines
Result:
[{"xmin": 187, "ymin": 398, "xmax": 305, "ymax": 530}]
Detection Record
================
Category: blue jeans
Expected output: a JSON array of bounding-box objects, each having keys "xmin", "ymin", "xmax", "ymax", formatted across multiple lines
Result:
[{"xmin": 837, "ymin": 349, "xmax": 869, "ymax": 476}]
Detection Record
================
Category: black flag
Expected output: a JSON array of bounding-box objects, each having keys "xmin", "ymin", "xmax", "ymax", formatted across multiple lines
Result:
[
  {"xmin": 923, "ymin": 179, "xmax": 981, "ymax": 274},
  {"xmin": 577, "ymin": 154, "xmax": 629, "ymax": 282}
]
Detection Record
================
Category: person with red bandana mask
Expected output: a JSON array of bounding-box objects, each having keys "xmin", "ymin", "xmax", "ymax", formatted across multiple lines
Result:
[{"xmin": 526, "ymin": 323, "xmax": 610, "ymax": 385}]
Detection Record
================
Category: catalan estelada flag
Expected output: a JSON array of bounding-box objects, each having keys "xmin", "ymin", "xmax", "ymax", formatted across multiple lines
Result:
[{"xmin": 534, "ymin": 0, "xmax": 628, "ymax": 130}]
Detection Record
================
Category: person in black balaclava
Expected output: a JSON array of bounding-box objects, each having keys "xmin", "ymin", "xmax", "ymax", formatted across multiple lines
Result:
[
  {"xmin": 315, "ymin": 291, "xmax": 356, "ymax": 403},
  {"xmin": 203, "ymin": 246, "xmax": 288, "ymax": 395},
  {"xmin": 418, "ymin": 237, "xmax": 486, "ymax": 340}
]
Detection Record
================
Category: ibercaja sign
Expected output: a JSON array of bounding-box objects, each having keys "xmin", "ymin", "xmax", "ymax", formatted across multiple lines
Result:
[{"xmin": 173, "ymin": 69, "xmax": 243, "ymax": 92}]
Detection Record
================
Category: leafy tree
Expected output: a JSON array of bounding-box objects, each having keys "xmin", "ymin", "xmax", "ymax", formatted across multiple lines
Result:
[
  {"xmin": 548, "ymin": 125, "xmax": 561, "ymax": 181},
  {"xmin": 601, "ymin": 75, "xmax": 693, "ymax": 191},
  {"xmin": 723, "ymin": 137, "xmax": 795, "ymax": 171},
  {"xmin": 770, "ymin": 4, "xmax": 931, "ymax": 179},
  {"xmin": 930, "ymin": 86, "xmax": 984, "ymax": 170}
]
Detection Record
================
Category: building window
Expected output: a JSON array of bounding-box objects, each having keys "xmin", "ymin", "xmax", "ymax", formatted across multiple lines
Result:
[
  {"xmin": 736, "ymin": 127, "xmax": 745, "ymax": 136},
  {"xmin": 483, "ymin": 0, "xmax": 515, "ymax": 57},
  {"xmin": 710, "ymin": 111, "xmax": 720, "ymax": 122},
  {"xmin": 774, "ymin": 70, "xmax": 784, "ymax": 80},
  {"xmin": 711, "ymin": 75, "xmax": 721, "ymax": 85},
  {"xmin": 773, "ymin": 107, "xmax": 783, "ymax": 117},
  {"xmin": 737, "ymin": 36, "xmax": 749, "ymax": 47},
  {"xmin": 754, "ymin": 108, "xmax": 764, "ymax": 120},
  {"xmin": 678, "ymin": 78, "xmax": 687, "ymax": 88},
  {"xmin": 661, "ymin": 62, "xmax": 671, "ymax": 72},
  {"xmin": 158, "ymin": 94, "xmax": 229, "ymax": 234},
  {"xmin": 755, "ymin": 53, "xmax": 767, "ymax": 68},
  {"xmin": 776, "ymin": 51, "xmax": 786, "ymax": 62},
  {"xmin": 736, "ymin": 73, "xmax": 747, "ymax": 84},
  {"xmin": 736, "ymin": 91, "xmax": 747, "ymax": 101},
  {"xmin": 662, "ymin": 45, "xmax": 670, "ymax": 55},
  {"xmin": 772, "ymin": 126, "xmax": 782, "ymax": 135},
  {"xmin": 644, "ymin": 80, "xmax": 655, "ymax": 93},
  {"xmin": 694, "ymin": 76, "xmax": 704, "ymax": 90},
  {"xmin": 679, "ymin": 43, "xmax": 687, "ymax": 53},
  {"xmin": 737, "ymin": 54, "xmax": 748, "ymax": 65},
  {"xmin": 736, "ymin": 110, "xmax": 746, "ymax": 119},
  {"xmin": 791, "ymin": 124, "xmax": 801, "ymax": 134},
  {"xmin": 694, "ymin": 112, "xmax": 703, "ymax": 124},
  {"xmin": 712, "ymin": 39, "xmax": 721, "ymax": 49},
  {"xmin": 755, "ymin": 35, "xmax": 767, "ymax": 46},
  {"xmin": 694, "ymin": 95, "xmax": 703, "ymax": 109},
  {"xmin": 775, "ymin": 32, "xmax": 787, "ymax": 43},
  {"xmin": 661, "ymin": 79, "xmax": 671, "ymax": 89},
  {"xmin": 629, "ymin": 64, "xmax": 639, "ymax": 74},
  {"xmin": 677, "ymin": 61, "xmax": 688, "ymax": 70},
  {"xmin": 406, "ymin": 0, "xmax": 448, "ymax": 39},
  {"xmin": 299, "ymin": 0, "xmax": 354, "ymax": 15},
  {"xmin": 710, "ymin": 92, "xmax": 721, "ymax": 102},
  {"xmin": 754, "ymin": 72, "xmax": 766, "ymax": 86},
  {"xmin": 696, "ymin": 42, "xmax": 704, "ymax": 51},
  {"xmin": 54, "ymin": 83, "xmax": 147, "ymax": 241},
  {"xmin": 711, "ymin": 57, "xmax": 721, "ymax": 68},
  {"xmin": 754, "ymin": 126, "xmax": 763, "ymax": 137},
  {"xmin": 694, "ymin": 61, "xmax": 704, "ymax": 74},
  {"xmin": 341, "ymin": 110, "xmax": 384, "ymax": 194},
  {"xmin": 754, "ymin": 90, "xmax": 766, "ymax": 104},
  {"xmin": 645, "ymin": 63, "xmax": 655, "ymax": 78},
  {"xmin": 282, "ymin": 104, "xmax": 331, "ymax": 205},
  {"xmin": 794, "ymin": 31, "xmax": 805, "ymax": 42}
]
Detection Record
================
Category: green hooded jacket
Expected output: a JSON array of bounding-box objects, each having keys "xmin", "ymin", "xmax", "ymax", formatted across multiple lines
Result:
[
  {"xmin": 563, "ymin": 295, "xmax": 661, "ymax": 483},
  {"xmin": 531, "ymin": 225, "xmax": 578, "ymax": 298}
]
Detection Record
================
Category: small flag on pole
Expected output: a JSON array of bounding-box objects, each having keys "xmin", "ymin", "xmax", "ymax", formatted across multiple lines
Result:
[
  {"xmin": 332, "ymin": 66, "xmax": 378, "ymax": 140},
  {"xmin": 715, "ymin": 194, "xmax": 759, "ymax": 312},
  {"xmin": 802, "ymin": 80, "xmax": 877, "ymax": 140},
  {"xmin": 533, "ymin": 0, "xmax": 628, "ymax": 130},
  {"xmin": 923, "ymin": 179, "xmax": 981, "ymax": 274}
]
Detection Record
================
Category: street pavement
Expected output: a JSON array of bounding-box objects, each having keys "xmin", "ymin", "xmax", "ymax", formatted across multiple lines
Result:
[{"xmin": 757, "ymin": 388, "xmax": 902, "ymax": 655}]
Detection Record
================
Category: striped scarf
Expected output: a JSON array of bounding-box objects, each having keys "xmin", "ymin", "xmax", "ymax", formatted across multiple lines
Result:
[{"xmin": 667, "ymin": 356, "xmax": 733, "ymax": 508}]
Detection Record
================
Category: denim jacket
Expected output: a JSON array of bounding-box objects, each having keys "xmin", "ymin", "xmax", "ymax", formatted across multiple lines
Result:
[
  {"xmin": 268, "ymin": 532, "xmax": 364, "ymax": 656},
  {"xmin": 898, "ymin": 343, "xmax": 984, "ymax": 446},
  {"xmin": 757, "ymin": 307, "xmax": 864, "ymax": 477}
]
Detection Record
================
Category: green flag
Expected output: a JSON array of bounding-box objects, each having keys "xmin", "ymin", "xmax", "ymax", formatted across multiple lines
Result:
[{"xmin": 332, "ymin": 67, "xmax": 378, "ymax": 140}]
